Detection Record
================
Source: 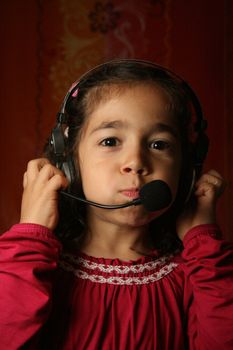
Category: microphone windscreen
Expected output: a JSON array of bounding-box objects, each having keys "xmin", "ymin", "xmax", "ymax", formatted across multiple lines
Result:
[{"xmin": 139, "ymin": 180, "xmax": 172, "ymax": 212}]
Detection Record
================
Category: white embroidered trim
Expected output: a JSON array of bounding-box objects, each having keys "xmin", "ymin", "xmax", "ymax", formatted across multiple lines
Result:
[
  {"xmin": 59, "ymin": 254, "xmax": 178, "ymax": 285},
  {"xmin": 60, "ymin": 261, "xmax": 178, "ymax": 285},
  {"xmin": 61, "ymin": 253, "xmax": 173, "ymax": 274}
]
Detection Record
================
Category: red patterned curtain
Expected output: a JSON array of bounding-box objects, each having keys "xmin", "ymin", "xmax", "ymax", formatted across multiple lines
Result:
[{"xmin": 0, "ymin": 0, "xmax": 232, "ymax": 239}]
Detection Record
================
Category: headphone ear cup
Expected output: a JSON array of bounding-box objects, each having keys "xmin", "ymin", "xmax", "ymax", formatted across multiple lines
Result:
[
  {"xmin": 180, "ymin": 132, "xmax": 208, "ymax": 205},
  {"xmin": 50, "ymin": 126, "xmax": 77, "ymax": 186},
  {"xmin": 192, "ymin": 132, "xmax": 209, "ymax": 177},
  {"xmin": 61, "ymin": 155, "xmax": 76, "ymax": 185},
  {"xmin": 184, "ymin": 169, "xmax": 196, "ymax": 204},
  {"xmin": 178, "ymin": 162, "xmax": 196, "ymax": 206},
  {"xmin": 50, "ymin": 126, "xmax": 66, "ymax": 163}
]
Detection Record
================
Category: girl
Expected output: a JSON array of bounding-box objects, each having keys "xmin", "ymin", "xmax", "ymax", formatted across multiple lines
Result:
[{"xmin": 0, "ymin": 60, "xmax": 232, "ymax": 349}]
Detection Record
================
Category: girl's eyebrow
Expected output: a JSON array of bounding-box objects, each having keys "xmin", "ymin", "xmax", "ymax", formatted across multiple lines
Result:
[
  {"xmin": 90, "ymin": 120, "xmax": 124, "ymax": 134},
  {"xmin": 150, "ymin": 123, "xmax": 179, "ymax": 139},
  {"xmin": 91, "ymin": 120, "xmax": 179, "ymax": 139}
]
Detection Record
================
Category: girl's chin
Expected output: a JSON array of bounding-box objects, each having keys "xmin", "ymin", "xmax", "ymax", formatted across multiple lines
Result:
[
  {"xmin": 113, "ymin": 206, "xmax": 164, "ymax": 226},
  {"xmin": 88, "ymin": 200, "xmax": 169, "ymax": 226}
]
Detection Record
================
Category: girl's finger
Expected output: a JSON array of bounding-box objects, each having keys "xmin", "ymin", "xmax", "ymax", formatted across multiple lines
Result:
[
  {"xmin": 195, "ymin": 170, "xmax": 226, "ymax": 198},
  {"xmin": 26, "ymin": 158, "xmax": 51, "ymax": 182},
  {"xmin": 36, "ymin": 163, "xmax": 65, "ymax": 184},
  {"xmin": 46, "ymin": 173, "xmax": 69, "ymax": 191},
  {"xmin": 23, "ymin": 172, "xmax": 28, "ymax": 189}
]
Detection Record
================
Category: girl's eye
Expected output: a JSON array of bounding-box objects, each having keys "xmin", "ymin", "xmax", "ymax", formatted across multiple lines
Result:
[
  {"xmin": 150, "ymin": 140, "xmax": 171, "ymax": 150},
  {"xmin": 100, "ymin": 137, "xmax": 119, "ymax": 147}
]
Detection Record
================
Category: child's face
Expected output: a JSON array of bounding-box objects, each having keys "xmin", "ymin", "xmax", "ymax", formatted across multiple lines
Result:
[{"xmin": 77, "ymin": 84, "xmax": 182, "ymax": 227}]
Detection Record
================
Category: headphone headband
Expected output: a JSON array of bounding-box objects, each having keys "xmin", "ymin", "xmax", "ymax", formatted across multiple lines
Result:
[{"xmin": 58, "ymin": 59, "xmax": 207, "ymax": 132}]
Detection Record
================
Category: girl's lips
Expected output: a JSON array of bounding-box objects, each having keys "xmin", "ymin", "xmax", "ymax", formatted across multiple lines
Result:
[{"xmin": 121, "ymin": 189, "xmax": 140, "ymax": 199}]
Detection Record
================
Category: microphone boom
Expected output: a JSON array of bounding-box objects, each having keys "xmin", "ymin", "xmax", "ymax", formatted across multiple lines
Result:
[
  {"xmin": 60, "ymin": 180, "xmax": 172, "ymax": 212},
  {"xmin": 60, "ymin": 191, "xmax": 141, "ymax": 209}
]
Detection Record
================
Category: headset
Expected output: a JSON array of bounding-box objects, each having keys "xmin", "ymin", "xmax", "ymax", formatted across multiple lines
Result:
[{"xmin": 49, "ymin": 59, "xmax": 209, "ymax": 206}]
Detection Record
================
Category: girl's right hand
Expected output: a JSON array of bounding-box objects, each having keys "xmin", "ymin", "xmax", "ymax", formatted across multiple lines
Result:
[{"xmin": 20, "ymin": 158, "xmax": 69, "ymax": 231}]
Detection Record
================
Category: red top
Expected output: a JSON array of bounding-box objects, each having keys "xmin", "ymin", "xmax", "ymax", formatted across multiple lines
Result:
[{"xmin": 0, "ymin": 224, "xmax": 233, "ymax": 349}]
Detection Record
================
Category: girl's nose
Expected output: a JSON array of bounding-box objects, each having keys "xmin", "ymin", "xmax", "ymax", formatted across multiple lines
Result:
[{"xmin": 120, "ymin": 150, "xmax": 148, "ymax": 176}]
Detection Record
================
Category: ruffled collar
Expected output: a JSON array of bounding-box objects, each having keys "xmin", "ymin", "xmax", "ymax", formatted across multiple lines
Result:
[{"xmin": 59, "ymin": 250, "xmax": 178, "ymax": 285}]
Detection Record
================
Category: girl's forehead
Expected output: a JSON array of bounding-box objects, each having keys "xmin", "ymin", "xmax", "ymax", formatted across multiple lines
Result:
[
  {"xmin": 81, "ymin": 84, "xmax": 178, "ymax": 135},
  {"xmin": 85, "ymin": 82, "xmax": 173, "ymax": 118},
  {"xmin": 88, "ymin": 81, "xmax": 171, "ymax": 102}
]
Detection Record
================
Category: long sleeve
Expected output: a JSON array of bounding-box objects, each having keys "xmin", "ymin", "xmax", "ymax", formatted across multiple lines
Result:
[
  {"xmin": 0, "ymin": 224, "xmax": 61, "ymax": 349},
  {"xmin": 182, "ymin": 224, "xmax": 233, "ymax": 349}
]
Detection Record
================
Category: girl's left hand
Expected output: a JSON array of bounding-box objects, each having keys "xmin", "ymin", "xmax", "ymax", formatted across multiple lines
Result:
[{"xmin": 176, "ymin": 169, "xmax": 226, "ymax": 241}]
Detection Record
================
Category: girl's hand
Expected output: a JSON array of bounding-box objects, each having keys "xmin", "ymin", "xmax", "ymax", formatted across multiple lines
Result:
[
  {"xmin": 20, "ymin": 158, "xmax": 69, "ymax": 230},
  {"xmin": 176, "ymin": 169, "xmax": 226, "ymax": 241}
]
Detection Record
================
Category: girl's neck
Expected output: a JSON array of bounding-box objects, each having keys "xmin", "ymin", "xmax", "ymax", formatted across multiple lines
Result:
[{"xmin": 79, "ymin": 219, "xmax": 153, "ymax": 261}]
